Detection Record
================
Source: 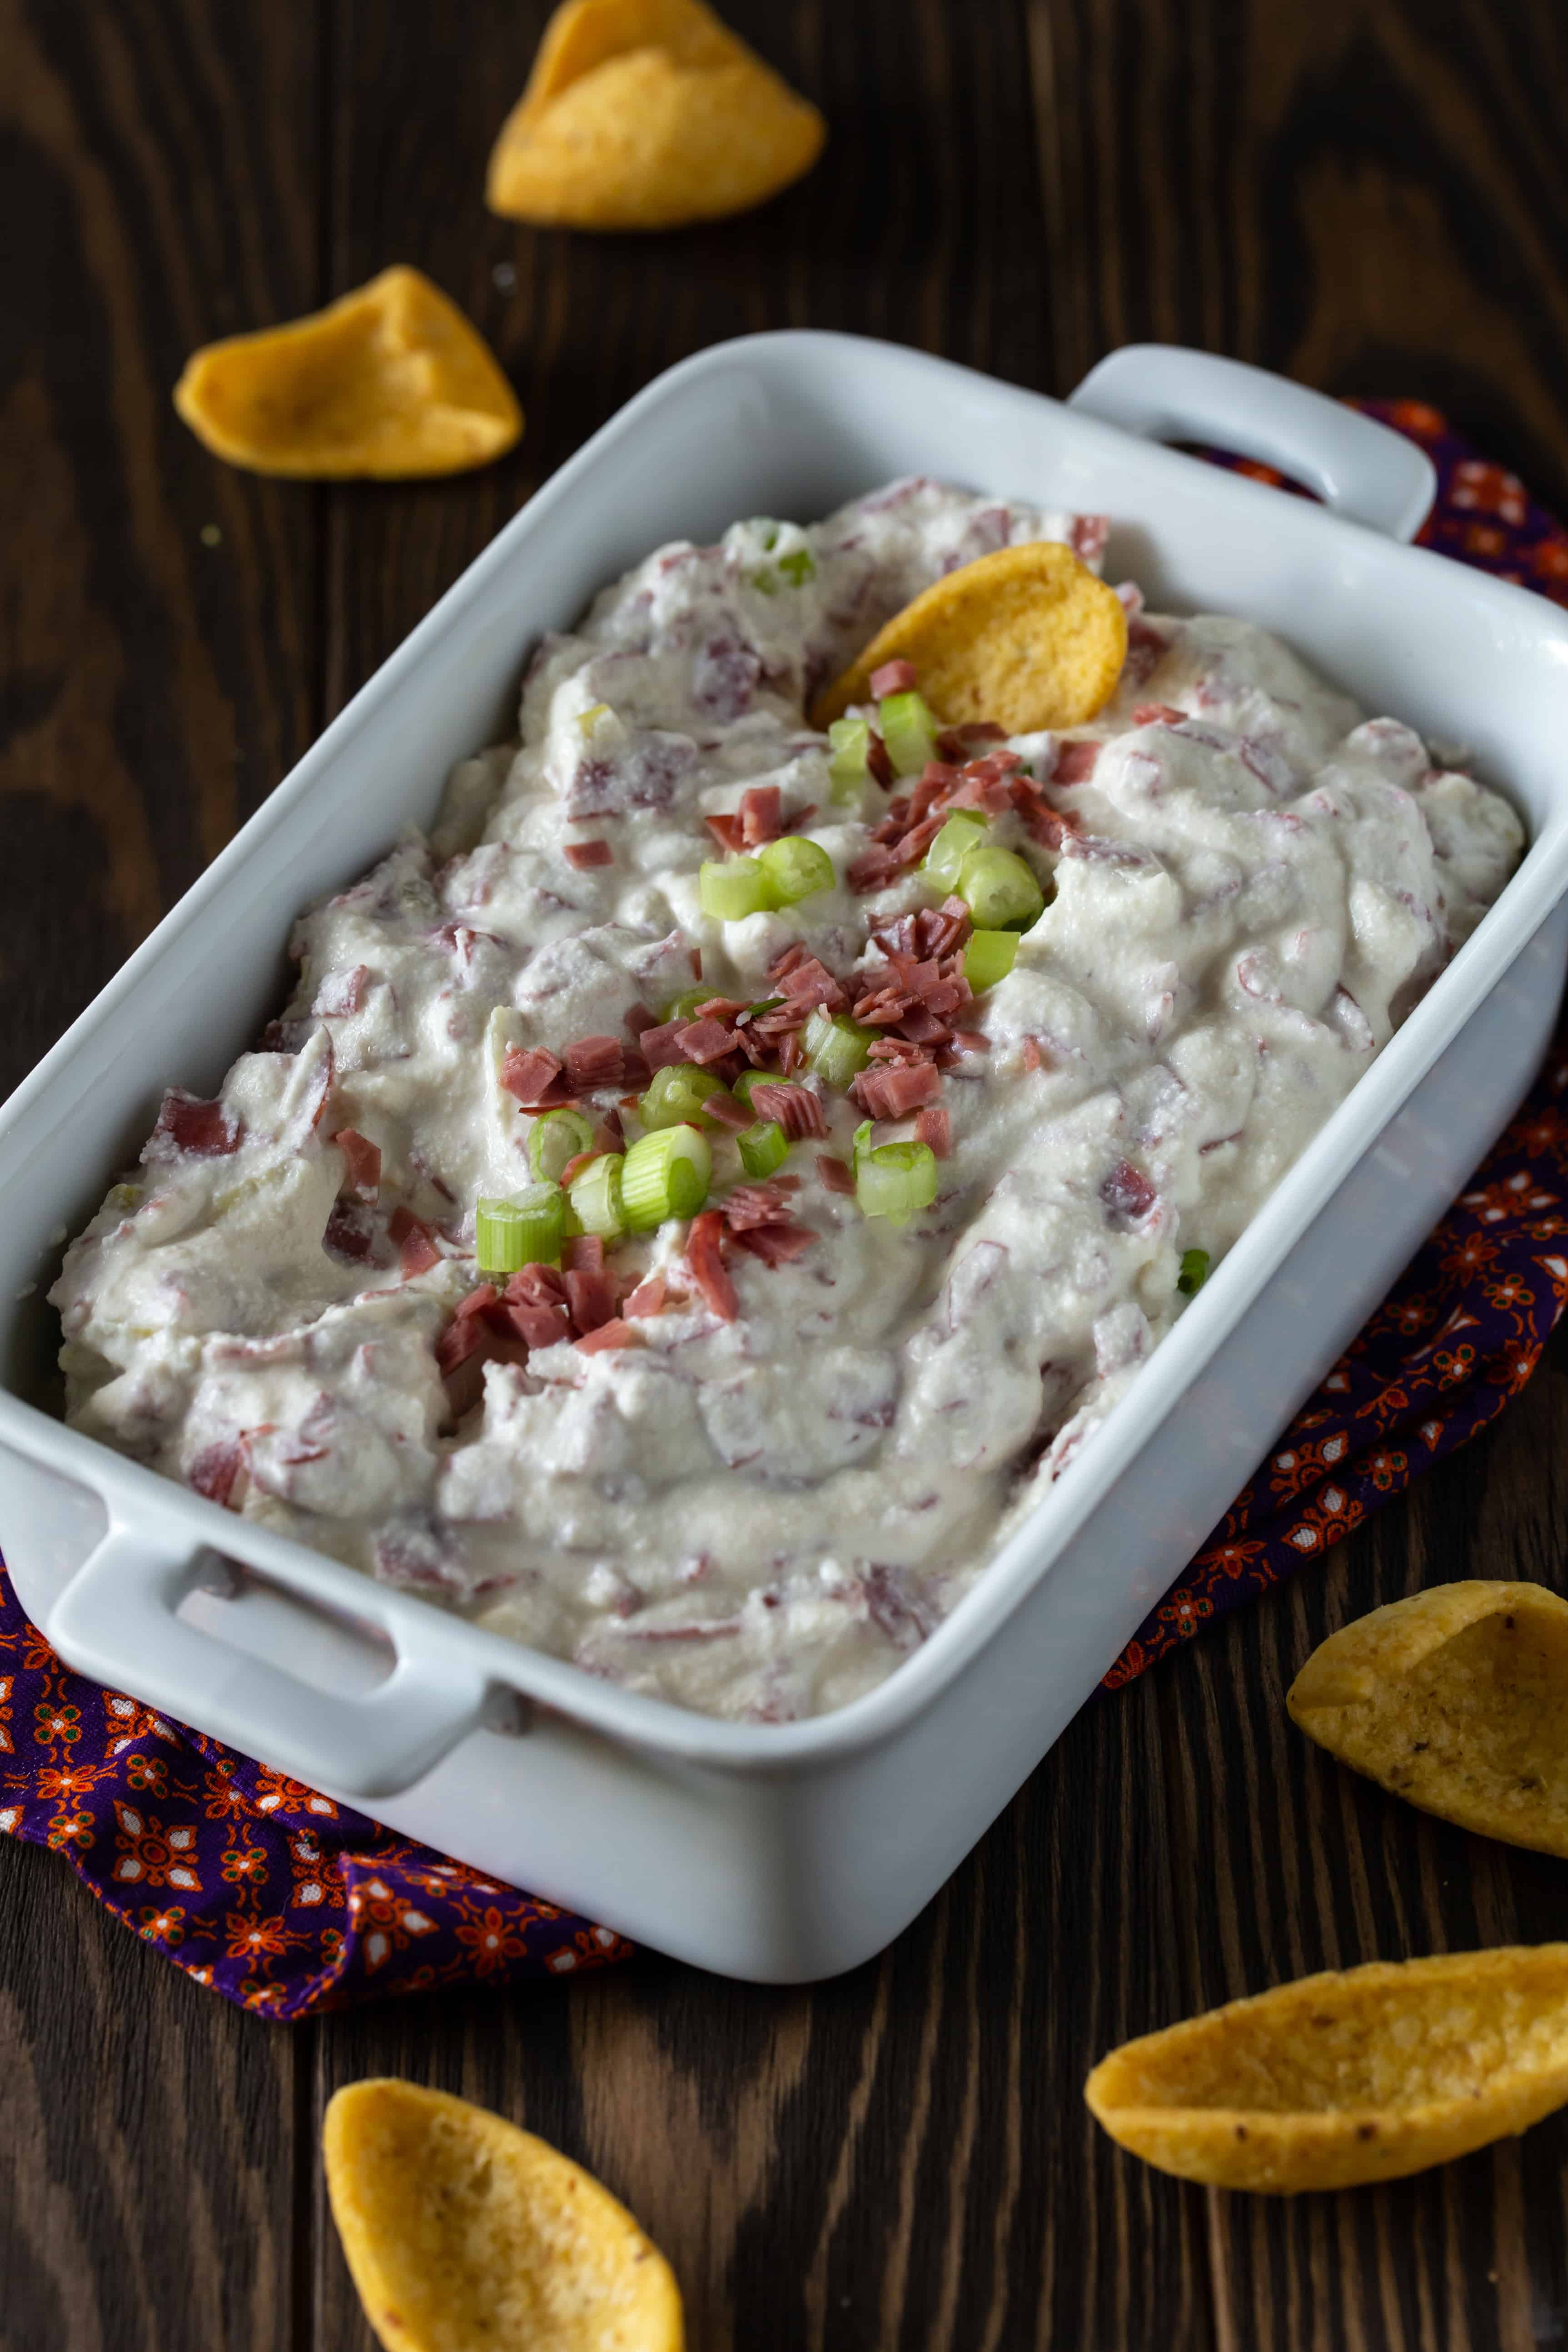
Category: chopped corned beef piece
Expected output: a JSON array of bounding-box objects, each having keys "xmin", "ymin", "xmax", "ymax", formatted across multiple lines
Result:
[
  {"xmin": 748, "ymin": 1082, "xmax": 828, "ymax": 1140},
  {"xmin": 564, "ymin": 838, "xmax": 614, "ymax": 868},
  {"xmin": 332, "ymin": 1128, "xmax": 381, "ymax": 1201},
  {"xmin": 870, "ymin": 657, "xmax": 918, "ymax": 697},
  {"xmin": 565, "ymin": 1035, "xmax": 624, "ymax": 1091},
  {"xmin": 914, "ymin": 1106, "xmax": 951, "ymax": 1158},
  {"xmin": 686, "ymin": 1210, "xmax": 738, "ymax": 1322},
  {"xmin": 149, "ymin": 1090, "xmax": 242, "ymax": 1160}
]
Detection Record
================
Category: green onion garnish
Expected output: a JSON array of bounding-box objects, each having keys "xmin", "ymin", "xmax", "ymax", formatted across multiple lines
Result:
[
  {"xmin": 879, "ymin": 689, "xmax": 939, "ymax": 778},
  {"xmin": 731, "ymin": 1069, "xmax": 765, "ymax": 1109},
  {"xmin": 621, "ymin": 1124, "xmax": 712, "ymax": 1231},
  {"xmin": 776, "ymin": 547, "xmax": 815, "ymax": 587},
  {"xmin": 758, "ymin": 834, "xmax": 834, "ymax": 907},
  {"xmin": 664, "ymin": 984, "xmax": 714, "ymax": 1022},
  {"xmin": 699, "ymin": 855, "xmax": 774, "ymax": 922},
  {"xmin": 476, "ymin": 1184, "xmax": 567, "ymax": 1273},
  {"xmin": 804, "ymin": 1007, "xmax": 874, "ymax": 1090},
  {"xmin": 921, "ymin": 809, "xmax": 988, "ymax": 892},
  {"xmin": 854, "ymin": 1139, "xmax": 939, "ymax": 1227},
  {"xmin": 826, "ymin": 716, "xmax": 872, "ymax": 802},
  {"xmin": 567, "ymin": 1153, "xmax": 626, "ymax": 1243},
  {"xmin": 963, "ymin": 928, "xmax": 1020, "ymax": 992},
  {"xmin": 956, "ymin": 844, "xmax": 1046, "ymax": 931},
  {"xmin": 1177, "ymin": 1247, "xmax": 1211, "ymax": 1296},
  {"xmin": 528, "ymin": 1105, "xmax": 596, "ymax": 1184},
  {"xmin": 737, "ymin": 1119, "xmax": 789, "ymax": 1179},
  {"xmin": 641, "ymin": 1062, "xmax": 724, "ymax": 1131}
]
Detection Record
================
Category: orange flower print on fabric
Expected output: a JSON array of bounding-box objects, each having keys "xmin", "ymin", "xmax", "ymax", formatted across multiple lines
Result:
[
  {"xmin": 112, "ymin": 1800, "xmax": 203, "ymax": 1893},
  {"xmin": 454, "ymin": 1903, "xmax": 530, "ymax": 1977}
]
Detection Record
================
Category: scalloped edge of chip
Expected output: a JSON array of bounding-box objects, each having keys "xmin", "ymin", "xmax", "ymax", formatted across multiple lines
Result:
[
  {"xmin": 324, "ymin": 2078, "xmax": 685, "ymax": 2352},
  {"xmin": 1085, "ymin": 1946, "xmax": 1568, "ymax": 2193},
  {"xmin": 174, "ymin": 266, "xmax": 523, "ymax": 480},
  {"xmin": 808, "ymin": 542, "xmax": 1129, "ymax": 736},
  {"xmin": 1287, "ymin": 1579, "xmax": 1568, "ymax": 1858}
]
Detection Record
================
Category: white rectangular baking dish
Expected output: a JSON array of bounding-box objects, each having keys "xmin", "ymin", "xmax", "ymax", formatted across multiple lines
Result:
[{"xmin": 6, "ymin": 336, "xmax": 1568, "ymax": 1983}]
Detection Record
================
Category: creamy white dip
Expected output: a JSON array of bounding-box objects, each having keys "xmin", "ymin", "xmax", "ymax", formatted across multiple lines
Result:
[{"xmin": 52, "ymin": 480, "xmax": 1523, "ymax": 1721}]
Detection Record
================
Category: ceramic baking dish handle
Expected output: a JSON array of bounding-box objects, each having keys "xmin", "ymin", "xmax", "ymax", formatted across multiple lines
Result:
[
  {"xmin": 46, "ymin": 1523, "xmax": 491, "ymax": 1801},
  {"xmin": 1067, "ymin": 346, "xmax": 1437, "ymax": 543}
]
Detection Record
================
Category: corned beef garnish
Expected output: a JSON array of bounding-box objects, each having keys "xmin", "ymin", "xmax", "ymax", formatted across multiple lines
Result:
[
  {"xmin": 390, "ymin": 1207, "xmax": 442, "ymax": 1278},
  {"xmin": 637, "ymin": 1018, "xmax": 688, "ymax": 1073},
  {"xmin": 149, "ymin": 1089, "xmax": 241, "ymax": 1160},
  {"xmin": 733, "ymin": 1224, "xmax": 815, "ymax": 1266},
  {"xmin": 453, "ymin": 1282, "xmax": 500, "ymax": 1321},
  {"xmin": 700, "ymin": 1090, "xmax": 752, "ymax": 1131},
  {"xmin": 500, "ymin": 1045, "xmax": 572, "ymax": 1108},
  {"xmin": 564, "ymin": 838, "xmax": 614, "ymax": 868},
  {"xmin": 748, "ymin": 1081, "xmax": 828, "ymax": 1140},
  {"xmin": 1021, "ymin": 1036, "xmax": 1046, "ymax": 1072},
  {"xmin": 565, "ymin": 1266, "xmax": 619, "ymax": 1334},
  {"xmin": 870, "ymin": 657, "xmax": 918, "ymax": 697},
  {"xmin": 623, "ymin": 1273, "xmax": 667, "ymax": 1319},
  {"xmin": 936, "ymin": 722, "xmax": 1006, "ymax": 760},
  {"xmin": 1133, "ymin": 703, "xmax": 1185, "ymax": 727},
  {"xmin": 576, "ymin": 1318, "xmax": 636, "ymax": 1355},
  {"xmin": 852, "ymin": 1061, "xmax": 942, "ymax": 1119},
  {"xmin": 848, "ymin": 844, "xmax": 898, "ymax": 893},
  {"xmin": 506, "ymin": 1263, "xmax": 568, "ymax": 1308},
  {"xmin": 1051, "ymin": 739, "xmax": 1101, "ymax": 784},
  {"xmin": 508, "ymin": 1302, "xmax": 573, "ymax": 1350},
  {"xmin": 332, "ymin": 1128, "xmax": 381, "ymax": 1201},
  {"xmin": 817, "ymin": 1154, "xmax": 856, "ymax": 1195},
  {"xmin": 312, "ymin": 965, "xmax": 369, "ymax": 1018},
  {"xmin": 565, "ymin": 1035, "xmax": 624, "ymax": 1091},
  {"xmin": 674, "ymin": 1016, "xmax": 734, "ymax": 1066},
  {"xmin": 720, "ymin": 1178, "xmax": 801, "ymax": 1231},
  {"xmin": 915, "ymin": 1105, "xmax": 951, "ymax": 1158},
  {"xmin": 322, "ymin": 1198, "xmax": 380, "ymax": 1265},
  {"xmin": 739, "ymin": 783, "xmax": 782, "ymax": 845},
  {"xmin": 704, "ymin": 812, "xmax": 746, "ymax": 853},
  {"xmin": 1100, "ymin": 1159, "xmax": 1157, "ymax": 1229},
  {"xmin": 562, "ymin": 1235, "xmax": 605, "ymax": 1274},
  {"xmin": 558, "ymin": 1149, "xmax": 599, "ymax": 1188},
  {"xmin": 777, "ymin": 956, "xmax": 848, "ymax": 1013},
  {"xmin": 866, "ymin": 730, "xmax": 894, "ymax": 788},
  {"xmin": 188, "ymin": 1439, "xmax": 246, "ymax": 1509},
  {"xmin": 686, "ymin": 1209, "xmax": 738, "ymax": 1322},
  {"xmin": 624, "ymin": 1002, "xmax": 657, "ymax": 1036},
  {"xmin": 435, "ymin": 1314, "xmax": 489, "ymax": 1379}
]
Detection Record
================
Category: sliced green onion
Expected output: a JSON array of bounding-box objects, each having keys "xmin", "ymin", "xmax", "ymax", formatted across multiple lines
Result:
[
  {"xmin": 1177, "ymin": 1247, "xmax": 1211, "ymax": 1297},
  {"xmin": 956, "ymin": 844, "xmax": 1046, "ymax": 931},
  {"xmin": 699, "ymin": 855, "xmax": 774, "ymax": 922},
  {"xmin": 852, "ymin": 1118, "xmax": 872, "ymax": 1166},
  {"xmin": 664, "ymin": 984, "xmax": 714, "ymax": 1022},
  {"xmin": 621, "ymin": 1124, "xmax": 712, "ymax": 1231},
  {"xmin": 827, "ymin": 716, "xmax": 872, "ymax": 802},
  {"xmin": 804, "ymin": 1007, "xmax": 874, "ymax": 1090},
  {"xmin": 731, "ymin": 1069, "xmax": 767, "ymax": 1109},
  {"xmin": 737, "ymin": 1119, "xmax": 789, "ymax": 1179},
  {"xmin": 921, "ymin": 809, "xmax": 989, "ymax": 892},
  {"xmin": 963, "ymin": 928, "xmax": 1020, "ymax": 992},
  {"xmin": 641, "ymin": 1062, "xmax": 723, "ymax": 1131},
  {"xmin": 477, "ymin": 1184, "xmax": 566, "ymax": 1273},
  {"xmin": 855, "ymin": 1140, "xmax": 939, "ymax": 1227},
  {"xmin": 758, "ymin": 834, "xmax": 834, "ymax": 907},
  {"xmin": 528, "ymin": 1105, "xmax": 595, "ymax": 1184},
  {"xmin": 879, "ymin": 689, "xmax": 939, "ymax": 778},
  {"xmin": 777, "ymin": 547, "xmax": 815, "ymax": 586},
  {"xmin": 567, "ymin": 1153, "xmax": 626, "ymax": 1243}
]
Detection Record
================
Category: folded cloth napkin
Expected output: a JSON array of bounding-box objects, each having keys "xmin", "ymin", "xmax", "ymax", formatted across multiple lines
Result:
[{"xmin": 4, "ymin": 401, "xmax": 1566, "ymax": 2017}]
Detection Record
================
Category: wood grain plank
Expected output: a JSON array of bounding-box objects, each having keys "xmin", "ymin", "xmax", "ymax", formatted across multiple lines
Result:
[
  {"xmin": 0, "ymin": 3, "xmax": 324, "ymax": 2347},
  {"xmin": 0, "ymin": 0, "xmax": 324, "ymax": 1094},
  {"xmin": 0, "ymin": 1837, "xmax": 301, "ymax": 2352}
]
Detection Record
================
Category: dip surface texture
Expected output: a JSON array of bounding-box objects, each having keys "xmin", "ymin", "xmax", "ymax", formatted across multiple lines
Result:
[{"xmin": 52, "ymin": 481, "xmax": 1524, "ymax": 1721}]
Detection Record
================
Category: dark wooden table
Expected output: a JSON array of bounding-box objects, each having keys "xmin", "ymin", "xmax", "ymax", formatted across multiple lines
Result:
[{"xmin": 6, "ymin": 4, "xmax": 1568, "ymax": 2346}]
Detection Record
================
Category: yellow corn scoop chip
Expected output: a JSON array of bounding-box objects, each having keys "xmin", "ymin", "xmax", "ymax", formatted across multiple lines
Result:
[
  {"xmin": 486, "ymin": 0, "xmax": 825, "ymax": 231},
  {"xmin": 1085, "ymin": 1946, "xmax": 1568, "ymax": 2193},
  {"xmin": 1287, "ymin": 1580, "xmax": 1568, "ymax": 1858},
  {"xmin": 808, "ymin": 542, "xmax": 1129, "ymax": 735},
  {"xmin": 174, "ymin": 267, "xmax": 523, "ymax": 480},
  {"xmin": 323, "ymin": 2079, "xmax": 684, "ymax": 2352}
]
